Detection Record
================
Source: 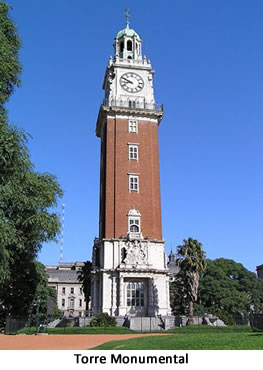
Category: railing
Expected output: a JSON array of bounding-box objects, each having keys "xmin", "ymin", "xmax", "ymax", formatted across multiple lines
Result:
[
  {"xmin": 102, "ymin": 98, "xmax": 163, "ymax": 112},
  {"xmin": 113, "ymin": 57, "xmax": 151, "ymax": 66}
]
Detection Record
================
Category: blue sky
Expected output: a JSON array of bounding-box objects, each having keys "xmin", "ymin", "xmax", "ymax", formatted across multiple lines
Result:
[{"xmin": 5, "ymin": 0, "xmax": 263, "ymax": 273}]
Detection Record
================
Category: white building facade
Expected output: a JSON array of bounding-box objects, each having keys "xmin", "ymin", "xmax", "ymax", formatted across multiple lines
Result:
[{"xmin": 46, "ymin": 262, "xmax": 86, "ymax": 318}]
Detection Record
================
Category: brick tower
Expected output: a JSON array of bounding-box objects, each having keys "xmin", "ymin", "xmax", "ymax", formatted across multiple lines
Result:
[{"xmin": 91, "ymin": 13, "xmax": 171, "ymax": 318}]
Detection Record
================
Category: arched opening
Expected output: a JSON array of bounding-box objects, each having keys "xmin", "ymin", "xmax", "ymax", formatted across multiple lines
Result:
[
  {"xmin": 120, "ymin": 41, "xmax": 124, "ymax": 53},
  {"xmin": 128, "ymin": 56, "xmax": 132, "ymax": 60},
  {"xmin": 130, "ymin": 224, "xmax": 139, "ymax": 233},
  {"xmin": 127, "ymin": 40, "xmax": 133, "ymax": 51}
]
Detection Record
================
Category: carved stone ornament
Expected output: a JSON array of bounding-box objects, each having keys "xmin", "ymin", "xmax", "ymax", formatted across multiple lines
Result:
[{"xmin": 124, "ymin": 239, "xmax": 148, "ymax": 266}]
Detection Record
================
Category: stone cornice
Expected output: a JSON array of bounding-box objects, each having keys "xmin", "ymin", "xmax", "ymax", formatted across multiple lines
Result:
[
  {"xmin": 96, "ymin": 105, "xmax": 164, "ymax": 137},
  {"xmin": 93, "ymin": 267, "xmax": 169, "ymax": 275},
  {"xmin": 100, "ymin": 237, "xmax": 165, "ymax": 244}
]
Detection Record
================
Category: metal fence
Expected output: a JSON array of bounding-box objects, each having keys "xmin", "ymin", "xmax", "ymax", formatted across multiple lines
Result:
[
  {"xmin": 4, "ymin": 313, "xmax": 262, "ymax": 334},
  {"xmin": 5, "ymin": 317, "xmax": 28, "ymax": 335},
  {"xmin": 250, "ymin": 314, "xmax": 263, "ymax": 331}
]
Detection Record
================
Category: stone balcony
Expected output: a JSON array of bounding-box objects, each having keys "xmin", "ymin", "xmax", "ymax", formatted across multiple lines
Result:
[
  {"xmin": 109, "ymin": 56, "xmax": 152, "ymax": 69},
  {"xmin": 102, "ymin": 98, "xmax": 163, "ymax": 112},
  {"xmin": 96, "ymin": 98, "xmax": 164, "ymax": 137}
]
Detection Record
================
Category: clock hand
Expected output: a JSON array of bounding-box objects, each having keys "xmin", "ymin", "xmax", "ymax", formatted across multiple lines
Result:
[{"xmin": 122, "ymin": 77, "xmax": 133, "ymax": 84}]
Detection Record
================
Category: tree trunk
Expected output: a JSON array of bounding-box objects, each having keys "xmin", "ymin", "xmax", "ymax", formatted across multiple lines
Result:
[{"xmin": 187, "ymin": 301, "xmax": 194, "ymax": 325}]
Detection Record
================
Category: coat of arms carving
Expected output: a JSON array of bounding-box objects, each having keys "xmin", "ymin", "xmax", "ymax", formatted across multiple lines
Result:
[{"xmin": 124, "ymin": 239, "xmax": 148, "ymax": 266}]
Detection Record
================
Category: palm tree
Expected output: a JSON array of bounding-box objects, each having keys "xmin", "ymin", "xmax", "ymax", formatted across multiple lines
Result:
[
  {"xmin": 77, "ymin": 261, "xmax": 92, "ymax": 315},
  {"xmin": 176, "ymin": 237, "xmax": 206, "ymax": 325}
]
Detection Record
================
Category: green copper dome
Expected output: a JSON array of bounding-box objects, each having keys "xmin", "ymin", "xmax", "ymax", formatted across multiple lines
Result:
[{"xmin": 116, "ymin": 26, "xmax": 141, "ymax": 40}]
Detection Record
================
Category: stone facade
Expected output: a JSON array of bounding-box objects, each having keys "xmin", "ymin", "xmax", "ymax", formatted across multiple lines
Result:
[
  {"xmin": 92, "ymin": 237, "xmax": 171, "ymax": 317},
  {"xmin": 46, "ymin": 262, "xmax": 86, "ymax": 318}
]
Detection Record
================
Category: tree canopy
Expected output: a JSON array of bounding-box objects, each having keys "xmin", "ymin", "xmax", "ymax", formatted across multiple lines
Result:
[
  {"xmin": 196, "ymin": 258, "xmax": 263, "ymax": 324},
  {"xmin": 171, "ymin": 256, "xmax": 263, "ymax": 325},
  {"xmin": 77, "ymin": 261, "xmax": 92, "ymax": 313},
  {"xmin": 27, "ymin": 261, "xmax": 61, "ymax": 325},
  {"xmin": 0, "ymin": 2, "xmax": 21, "ymax": 108},
  {"xmin": 0, "ymin": 2, "xmax": 63, "ymax": 321}
]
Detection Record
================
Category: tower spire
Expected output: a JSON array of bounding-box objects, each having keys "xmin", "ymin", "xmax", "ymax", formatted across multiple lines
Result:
[{"xmin": 125, "ymin": 7, "xmax": 130, "ymax": 28}]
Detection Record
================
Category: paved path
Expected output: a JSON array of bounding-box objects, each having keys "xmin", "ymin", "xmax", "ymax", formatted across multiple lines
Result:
[{"xmin": 0, "ymin": 333, "xmax": 168, "ymax": 350}]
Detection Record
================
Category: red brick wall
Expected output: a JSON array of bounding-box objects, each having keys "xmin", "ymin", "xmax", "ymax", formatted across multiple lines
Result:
[{"xmin": 101, "ymin": 117, "xmax": 163, "ymax": 240}]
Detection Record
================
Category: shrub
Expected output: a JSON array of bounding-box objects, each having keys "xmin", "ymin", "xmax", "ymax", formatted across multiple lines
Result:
[
  {"xmin": 90, "ymin": 313, "xmax": 116, "ymax": 327},
  {"xmin": 214, "ymin": 309, "xmax": 234, "ymax": 326}
]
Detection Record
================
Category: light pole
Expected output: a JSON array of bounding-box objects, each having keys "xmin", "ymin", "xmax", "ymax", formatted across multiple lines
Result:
[{"xmin": 35, "ymin": 298, "xmax": 41, "ymax": 334}]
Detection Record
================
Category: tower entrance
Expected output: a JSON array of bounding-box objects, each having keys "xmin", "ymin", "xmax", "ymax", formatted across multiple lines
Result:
[{"xmin": 126, "ymin": 281, "xmax": 146, "ymax": 317}]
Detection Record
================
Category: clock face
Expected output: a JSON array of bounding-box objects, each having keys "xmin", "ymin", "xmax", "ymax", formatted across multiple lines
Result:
[{"xmin": 120, "ymin": 72, "xmax": 144, "ymax": 93}]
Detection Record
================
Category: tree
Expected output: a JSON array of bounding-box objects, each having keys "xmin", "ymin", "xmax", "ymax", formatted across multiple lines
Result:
[
  {"xmin": 195, "ymin": 258, "xmax": 263, "ymax": 324},
  {"xmin": 0, "ymin": 120, "xmax": 63, "ymax": 319},
  {"xmin": 78, "ymin": 261, "xmax": 92, "ymax": 313},
  {"xmin": 0, "ymin": 2, "xmax": 63, "ymax": 321},
  {"xmin": 0, "ymin": 2, "xmax": 21, "ymax": 109},
  {"xmin": 173, "ymin": 237, "xmax": 207, "ymax": 325},
  {"xmin": 27, "ymin": 262, "xmax": 61, "ymax": 326}
]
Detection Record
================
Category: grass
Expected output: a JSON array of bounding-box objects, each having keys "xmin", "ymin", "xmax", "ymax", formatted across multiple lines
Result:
[
  {"xmin": 91, "ymin": 326, "xmax": 263, "ymax": 350},
  {"xmin": 16, "ymin": 326, "xmax": 135, "ymax": 335},
  {"xmin": 14, "ymin": 325, "xmax": 263, "ymax": 350}
]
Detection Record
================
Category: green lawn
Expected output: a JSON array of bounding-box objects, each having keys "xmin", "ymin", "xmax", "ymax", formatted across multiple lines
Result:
[
  {"xmin": 15, "ymin": 325, "xmax": 263, "ymax": 350},
  {"xmin": 92, "ymin": 326, "xmax": 263, "ymax": 350}
]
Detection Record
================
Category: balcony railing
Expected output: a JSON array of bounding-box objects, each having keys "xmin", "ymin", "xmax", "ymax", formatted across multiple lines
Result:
[
  {"xmin": 113, "ymin": 57, "xmax": 151, "ymax": 66},
  {"xmin": 102, "ymin": 98, "xmax": 163, "ymax": 112}
]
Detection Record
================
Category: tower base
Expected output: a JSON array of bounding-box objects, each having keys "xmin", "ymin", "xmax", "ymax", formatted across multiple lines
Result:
[{"xmin": 91, "ymin": 237, "xmax": 172, "ymax": 318}]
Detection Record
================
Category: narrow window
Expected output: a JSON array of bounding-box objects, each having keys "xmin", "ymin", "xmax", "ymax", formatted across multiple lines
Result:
[
  {"xmin": 129, "ymin": 100, "xmax": 136, "ymax": 109},
  {"xmin": 71, "ymin": 287, "xmax": 74, "ymax": 294},
  {"xmin": 80, "ymin": 287, "xmax": 83, "ymax": 295},
  {"xmin": 62, "ymin": 287, "xmax": 66, "ymax": 294},
  {"xmin": 79, "ymin": 299, "xmax": 82, "ymax": 307},
  {"xmin": 129, "ymin": 145, "xmax": 138, "ymax": 160},
  {"xmin": 128, "ymin": 119, "xmax": 138, "ymax": 133},
  {"xmin": 129, "ymin": 219, "xmax": 140, "ymax": 232},
  {"xmin": 120, "ymin": 41, "xmax": 124, "ymax": 52},
  {"xmin": 62, "ymin": 298, "xmax": 65, "ymax": 307},
  {"xmin": 129, "ymin": 175, "xmax": 139, "ymax": 192},
  {"xmin": 127, "ymin": 208, "xmax": 141, "ymax": 235},
  {"xmin": 127, "ymin": 40, "xmax": 133, "ymax": 51},
  {"xmin": 69, "ymin": 298, "xmax": 74, "ymax": 308}
]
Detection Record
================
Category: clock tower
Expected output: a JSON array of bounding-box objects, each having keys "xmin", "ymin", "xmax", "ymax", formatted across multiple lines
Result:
[{"xmin": 92, "ymin": 12, "xmax": 171, "ymax": 318}]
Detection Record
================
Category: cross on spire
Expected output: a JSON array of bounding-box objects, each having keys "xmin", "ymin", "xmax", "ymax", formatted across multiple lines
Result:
[{"xmin": 125, "ymin": 7, "xmax": 130, "ymax": 28}]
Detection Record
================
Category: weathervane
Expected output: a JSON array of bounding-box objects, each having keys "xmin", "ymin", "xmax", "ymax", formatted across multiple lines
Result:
[{"xmin": 125, "ymin": 7, "xmax": 130, "ymax": 28}]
